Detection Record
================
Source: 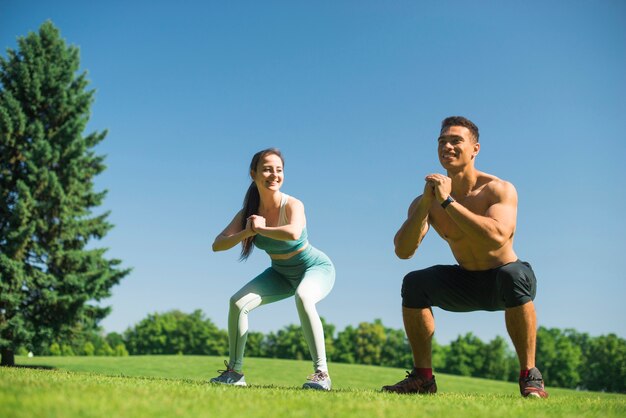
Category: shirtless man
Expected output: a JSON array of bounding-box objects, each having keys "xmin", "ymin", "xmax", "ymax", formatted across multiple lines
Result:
[{"xmin": 382, "ymin": 116, "xmax": 548, "ymax": 398}]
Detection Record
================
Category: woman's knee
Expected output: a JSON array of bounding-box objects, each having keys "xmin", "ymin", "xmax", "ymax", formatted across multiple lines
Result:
[
  {"xmin": 295, "ymin": 289, "xmax": 313, "ymax": 306},
  {"xmin": 296, "ymin": 272, "xmax": 332, "ymax": 304},
  {"xmin": 230, "ymin": 293, "xmax": 257, "ymax": 313},
  {"xmin": 229, "ymin": 294, "xmax": 242, "ymax": 311}
]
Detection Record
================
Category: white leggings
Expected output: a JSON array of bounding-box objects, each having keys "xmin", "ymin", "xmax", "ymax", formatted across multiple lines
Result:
[{"xmin": 228, "ymin": 246, "xmax": 335, "ymax": 373}]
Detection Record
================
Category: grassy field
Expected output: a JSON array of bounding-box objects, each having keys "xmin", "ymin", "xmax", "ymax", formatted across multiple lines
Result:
[{"xmin": 1, "ymin": 355, "xmax": 624, "ymax": 418}]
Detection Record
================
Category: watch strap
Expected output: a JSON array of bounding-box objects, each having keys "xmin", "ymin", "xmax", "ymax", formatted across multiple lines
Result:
[{"xmin": 441, "ymin": 195, "xmax": 455, "ymax": 209}]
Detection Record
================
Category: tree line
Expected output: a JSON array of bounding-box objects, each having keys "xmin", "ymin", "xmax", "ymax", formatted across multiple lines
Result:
[{"xmin": 26, "ymin": 309, "xmax": 626, "ymax": 394}]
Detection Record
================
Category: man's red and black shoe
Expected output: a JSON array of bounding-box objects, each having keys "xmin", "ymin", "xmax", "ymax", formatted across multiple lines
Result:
[
  {"xmin": 519, "ymin": 367, "xmax": 549, "ymax": 398},
  {"xmin": 381, "ymin": 370, "xmax": 437, "ymax": 394}
]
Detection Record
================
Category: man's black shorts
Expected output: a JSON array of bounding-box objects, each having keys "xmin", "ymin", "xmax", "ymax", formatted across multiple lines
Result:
[{"xmin": 401, "ymin": 260, "xmax": 537, "ymax": 312}]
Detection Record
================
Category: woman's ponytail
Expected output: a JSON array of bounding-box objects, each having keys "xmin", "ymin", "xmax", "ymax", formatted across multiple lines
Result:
[
  {"xmin": 239, "ymin": 148, "xmax": 284, "ymax": 261},
  {"xmin": 240, "ymin": 181, "xmax": 260, "ymax": 260}
]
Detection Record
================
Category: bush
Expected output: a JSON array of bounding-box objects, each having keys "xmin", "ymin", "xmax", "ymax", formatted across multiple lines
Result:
[
  {"xmin": 124, "ymin": 309, "xmax": 228, "ymax": 355},
  {"xmin": 96, "ymin": 342, "xmax": 114, "ymax": 356},
  {"xmin": 114, "ymin": 344, "xmax": 129, "ymax": 357},
  {"xmin": 83, "ymin": 342, "xmax": 95, "ymax": 356},
  {"xmin": 61, "ymin": 345, "xmax": 75, "ymax": 356},
  {"xmin": 49, "ymin": 343, "xmax": 61, "ymax": 356}
]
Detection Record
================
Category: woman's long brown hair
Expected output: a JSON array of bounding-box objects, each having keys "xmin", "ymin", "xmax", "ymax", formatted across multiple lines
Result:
[{"xmin": 240, "ymin": 148, "xmax": 284, "ymax": 260}]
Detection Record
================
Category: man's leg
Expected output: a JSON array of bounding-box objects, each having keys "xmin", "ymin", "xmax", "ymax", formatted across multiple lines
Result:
[
  {"xmin": 382, "ymin": 265, "xmax": 468, "ymax": 394},
  {"xmin": 403, "ymin": 306, "xmax": 434, "ymax": 368},
  {"xmin": 505, "ymin": 300, "xmax": 536, "ymax": 369},
  {"xmin": 380, "ymin": 306, "xmax": 437, "ymax": 394},
  {"xmin": 505, "ymin": 300, "xmax": 549, "ymax": 398}
]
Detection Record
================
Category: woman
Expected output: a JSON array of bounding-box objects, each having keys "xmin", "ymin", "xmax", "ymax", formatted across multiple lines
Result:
[{"xmin": 210, "ymin": 148, "xmax": 335, "ymax": 390}]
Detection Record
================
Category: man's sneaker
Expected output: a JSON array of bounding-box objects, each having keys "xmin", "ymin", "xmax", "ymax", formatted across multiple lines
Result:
[
  {"xmin": 381, "ymin": 370, "xmax": 437, "ymax": 394},
  {"xmin": 519, "ymin": 367, "xmax": 548, "ymax": 398},
  {"xmin": 302, "ymin": 370, "xmax": 331, "ymax": 391},
  {"xmin": 210, "ymin": 360, "xmax": 247, "ymax": 386}
]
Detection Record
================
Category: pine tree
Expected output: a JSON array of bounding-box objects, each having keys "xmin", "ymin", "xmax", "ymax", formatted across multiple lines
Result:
[{"xmin": 0, "ymin": 21, "xmax": 130, "ymax": 366}]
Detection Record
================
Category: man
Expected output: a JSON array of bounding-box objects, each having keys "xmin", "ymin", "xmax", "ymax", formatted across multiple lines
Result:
[{"xmin": 382, "ymin": 116, "xmax": 548, "ymax": 398}]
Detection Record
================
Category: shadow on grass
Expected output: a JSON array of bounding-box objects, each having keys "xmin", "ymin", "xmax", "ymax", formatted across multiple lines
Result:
[
  {"xmin": 3, "ymin": 364, "xmax": 56, "ymax": 370},
  {"xmin": 226, "ymin": 383, "xmax": 365, "ymax": 394}
]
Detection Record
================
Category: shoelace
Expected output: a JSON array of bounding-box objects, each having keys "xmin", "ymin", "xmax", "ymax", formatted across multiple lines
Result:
[
  {"xmin": 401, "ymin": 370, "xmax": 417, "ymax": 382},
  {"xmin": 523, "ymin": 370, "xmax": 543, "ymax": 382},
  {"xmin": 307, "ymin": 371, "xmax": 328, "ymax": 382},
  {"xmin": 524, "ymin": 375, "xmax": 543, "ymax": 384},
  {"xmin": 216, "ymin": 360, "xmax": 234, "ymax": 376}
]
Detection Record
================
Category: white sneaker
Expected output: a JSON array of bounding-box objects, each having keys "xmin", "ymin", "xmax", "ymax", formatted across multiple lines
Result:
[
  {"xmin": 302, "ymin": 370, "xmax": 331, "ymax": 391},
  {"xmin": 210, "ymin": 360, "xmax": 247, "ymax": 386}
]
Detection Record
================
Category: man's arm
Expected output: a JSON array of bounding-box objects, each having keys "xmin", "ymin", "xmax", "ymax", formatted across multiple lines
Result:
[
  {"xmin": 394, "ymin": 186, "xmax": 433, "ymax": 259},
  {"xmin": 429, "ymin": 174, "xmax": 518, "ymax": 249},
  {"xmin": 444, "ymin": 182, "xmax": 517, "ymax": 248}
]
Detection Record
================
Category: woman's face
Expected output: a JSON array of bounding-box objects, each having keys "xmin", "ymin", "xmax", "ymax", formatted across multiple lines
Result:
[{"xmin": 251, "ymin": 153, "xmax": 284, "ymax": 192}]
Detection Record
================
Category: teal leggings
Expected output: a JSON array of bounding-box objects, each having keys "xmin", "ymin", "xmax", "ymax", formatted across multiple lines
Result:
[{"xmin": 228, "ymin": 246, "xmax": 335, "ymax": 373}]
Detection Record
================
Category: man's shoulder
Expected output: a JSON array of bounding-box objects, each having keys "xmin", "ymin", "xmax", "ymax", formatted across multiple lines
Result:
[
  {"xmin": 408, "ymin": 194, "xmax": 426, "ymax": 213},
  {"xmin": 477, "ymin": 172, "xmax": 517, "ymax": 200},
  {"xmin": 479, "ymin": 172, "xmax": 514, "ymax": 189}
]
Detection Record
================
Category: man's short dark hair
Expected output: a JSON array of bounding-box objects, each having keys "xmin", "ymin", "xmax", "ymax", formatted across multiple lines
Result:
[{"xmin": 441, "ymin": 116, "xmax": 479, "ymax": 142}]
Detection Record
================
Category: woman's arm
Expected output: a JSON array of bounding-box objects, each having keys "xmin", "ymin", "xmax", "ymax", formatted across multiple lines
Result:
[
  {"xmin": 212, "ymin": 210, "xmax": 256, "ymax": 252},
  {"xmin": 250, "ymin": 198, "xmax": 306, "ymax": 241}
]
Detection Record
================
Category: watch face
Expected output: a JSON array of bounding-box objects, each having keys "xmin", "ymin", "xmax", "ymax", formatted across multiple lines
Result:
[{"xmin": 442, "ymin": 196, "xmax": 454, "ymax": 208}]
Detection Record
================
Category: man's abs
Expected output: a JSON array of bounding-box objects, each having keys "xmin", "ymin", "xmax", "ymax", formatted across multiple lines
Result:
[{"xmin": 448, "ymin": 239, "xmax": 518, "ymax": 270}]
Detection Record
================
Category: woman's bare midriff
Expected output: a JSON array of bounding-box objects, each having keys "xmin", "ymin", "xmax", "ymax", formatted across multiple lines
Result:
[{"xmin": 269, "ymin": 243, "xmax": 309, "ymax": 260}]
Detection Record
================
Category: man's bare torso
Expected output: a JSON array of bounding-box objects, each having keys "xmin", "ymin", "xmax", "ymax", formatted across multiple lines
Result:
[{"xmin": 427, "ymin": 172, "xmax": 518, "ymax": 270}]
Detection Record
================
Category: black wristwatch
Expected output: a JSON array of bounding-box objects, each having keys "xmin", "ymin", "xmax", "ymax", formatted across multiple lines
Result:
[{"xmin": 441, "ymin": 195, "xmax": 455, "ymax": 209}]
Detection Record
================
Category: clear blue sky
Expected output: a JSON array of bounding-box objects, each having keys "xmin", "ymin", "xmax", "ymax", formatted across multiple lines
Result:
[{"xmin": 2, "ymin": 1, "xmax": 625, "ymax": 345}]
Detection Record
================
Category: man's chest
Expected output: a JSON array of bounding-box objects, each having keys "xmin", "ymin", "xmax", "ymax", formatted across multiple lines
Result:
[{"xmin": 429, "ymin": 195, "xmax": 491, "ymax": 241}]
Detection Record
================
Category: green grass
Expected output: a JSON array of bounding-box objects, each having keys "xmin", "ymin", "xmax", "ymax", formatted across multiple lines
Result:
[{"xmin": 1, "ymin": 356, "xmax": 624, "ymax": 418}]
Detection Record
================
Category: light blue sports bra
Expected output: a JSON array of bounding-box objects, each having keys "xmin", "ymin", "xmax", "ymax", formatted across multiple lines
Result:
[{"xmin": 254, "ymin": 193, "xmax": 308, "ymax": 255}]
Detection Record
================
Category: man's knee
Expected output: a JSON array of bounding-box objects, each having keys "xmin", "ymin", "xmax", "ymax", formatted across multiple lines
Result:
[
  {"xmin": 401, "ymin": 269, "xmax": 433, "ymax": 308},
  {"xmin": 497, "ymin": 262, "xmax": 537, "ymax": 308}
]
